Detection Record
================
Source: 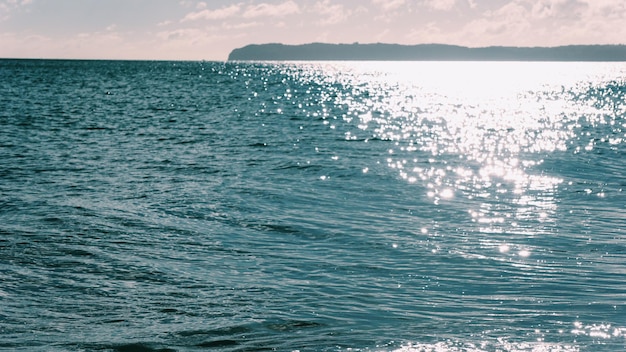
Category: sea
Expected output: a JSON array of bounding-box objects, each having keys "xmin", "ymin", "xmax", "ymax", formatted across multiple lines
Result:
[{"xmin": 0, "ymin": 59, "xmax": 625, "ymax": 352}]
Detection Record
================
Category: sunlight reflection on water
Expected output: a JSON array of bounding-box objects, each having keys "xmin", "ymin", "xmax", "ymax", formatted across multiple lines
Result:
[
  {"xmin": 280, "ymin": 61, "xmax": 626, "ymax": 350},
  {"xmin": 290, "ymin": 62, "xmax": 624, "ymax": 232},
  {"xmin": 391, "ymin": 319, "xmax": 626, "ymax": 352}
]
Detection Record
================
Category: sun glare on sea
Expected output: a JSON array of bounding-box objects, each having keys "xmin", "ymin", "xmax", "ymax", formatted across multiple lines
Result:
[
  {"xmin": 293, "ymin": 61, "xmax": 624, "ymax": 232},
  {"xmin": 274, "ymin": 59, "xmax": 626, "ymax": 352}
]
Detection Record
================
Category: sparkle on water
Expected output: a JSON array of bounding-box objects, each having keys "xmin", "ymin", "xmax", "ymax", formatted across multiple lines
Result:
[
  {"xmin": 286, "ymin": 61, "xmax": 623, "ymax": 228},
  {"xmin": 277, "ymin": 61, "xmax": 626, "ymax": 351}
]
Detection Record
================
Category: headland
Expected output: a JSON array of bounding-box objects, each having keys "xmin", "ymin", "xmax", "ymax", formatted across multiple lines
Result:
[{"xmin": 228, "ymin": 43, "xmax": 626, "ymax": 61}]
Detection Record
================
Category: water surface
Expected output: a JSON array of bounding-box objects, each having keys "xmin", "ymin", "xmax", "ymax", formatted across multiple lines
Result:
[{"xmin": 1, "ymin": 59, "xmax": 625, "ymax": 351}]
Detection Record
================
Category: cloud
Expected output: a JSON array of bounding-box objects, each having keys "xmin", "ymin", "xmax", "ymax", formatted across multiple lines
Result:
[
  {"xmin": 371, "ymin": 0, "xmax": 407, "ymax": 22},
  {"xmin": 222, "ymin": 21, "xmax": 261, "ymax": 30},
  {"xmin": 182, "ymin": 3, "xmax": 242, "ymax": 21},
  {"xmin": 4, "ymin": 0, "xmax": 626, "ymax": 61},
  {"xmin": 567, "ymin": 0, "xmax": 626, "ymax": 43},
  {"xmin": 512, "ymin": 0, "xmax": 625, "ymax": 23},
  {"xmin": 157, "ymin": 27, "xmax": 205, "ymax": 41},
  {"xmin": 178, "ymin": 1, "xmax": 195, "ymax": 8},
  {"xmin": 0, "ymin": 0, "xmax": 33, "ymax": 21},
  {"xmin": 577, "ymin": 0, "xmax": 626, "ymax": 19},
  {"xmin": 0, "ymin": 32, "xmax": 51, "ymax": 58},
  {"xmin": 242, "ymin": 0, "xmax": 300, "ymax": 18},
  {"xmin": 182, "ymin": 1, "xmax": 300, "ymax": 22},
  {"xmin": 458, "ymin": 1, "xmax": 534, "ymax": 45},
  {"xmin": 423, "ymin": 0, "xmax": 457, "ymax": 11},
  {"xmin": 76, "ymin": 30, "xmax": 122, "ymax": 42},
  {"xmin": 530, "ymin": 0, "xmax": 587, "ymax": 19},
  {"xmin": 371, "ymin": 0, "xmax": 406, "ymax": 11},
  {"xmin": 406, "ymin": 22, "xmax": 449, "ymax": 43},
  {"xmin": 312, "ymin": 0, "xmax": 350, "ymax": 25},
  {"xmin": 447, "ymin": 0, "xmax": 626, "ymax": 47},
  {"xmin": 6, "ymin": 0, "xmax": 33, "ymax": 5}
]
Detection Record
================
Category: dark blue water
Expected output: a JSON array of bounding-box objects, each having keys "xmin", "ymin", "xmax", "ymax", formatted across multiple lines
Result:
[{"xmin": 1, "ymin": 59, "xmax": 625, "ymax": 351}]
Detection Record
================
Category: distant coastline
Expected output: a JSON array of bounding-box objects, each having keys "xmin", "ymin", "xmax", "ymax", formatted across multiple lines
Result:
[{"xmin": 228, "ymin": 43, "xmax": 626, "ymax": 62}]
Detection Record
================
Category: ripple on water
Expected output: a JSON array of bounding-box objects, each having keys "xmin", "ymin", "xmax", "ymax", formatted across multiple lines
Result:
[{"xmin": 1, "ymin": 60, "xmax": 625, "ymax": 351}]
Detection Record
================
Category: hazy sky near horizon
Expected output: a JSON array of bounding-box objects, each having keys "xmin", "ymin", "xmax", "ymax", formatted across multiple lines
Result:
[{"xmin": 1, "ymin": 0, "xmax": 625, "ymax": 61}]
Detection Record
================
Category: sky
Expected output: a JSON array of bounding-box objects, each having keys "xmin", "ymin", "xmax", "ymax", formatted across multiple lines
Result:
[{"xmin": 1, "ymin": 0, "xmax": 625, "ymax": 61}]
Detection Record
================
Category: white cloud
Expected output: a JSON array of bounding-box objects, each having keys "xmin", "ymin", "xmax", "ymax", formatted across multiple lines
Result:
[
  {"xmin": 423, "ymin": 0, "xmax": 457, "ymax": 11},
  {"xmin": 568, "ymin": 0, "xmax": 626, "ymax": 43},
  {"xmin": 181, "ymin": 1, "xmax": 301, "ymax": 22},
  {"xmin": 242, "ymin": 0, "xmax": 300, "ymax": 18},
  {"xmin": 371, "ymin": 0, "xmax": 406, "ymax": 11},
  {"xmin": 313, "ymin": 0, "xmax": 350, "ymax": 25},
  {"xmin": 406, "ymin": 22, "xmax": 449, "ymax": 43},
  {"xmin": 222, "ymin": 21, "xmax": 261, "ymax": 30},
  {"xmin": 182, "ymin": 3, "xmax": 242, "ymax": 21},
  {"xmin": 458, "ymin": 1, "xmax": 534, "ymax": 45},
  {"xmin": 448, "ymin": 0, "xmax": 626, "ymax": 47},
  {"xmin": 371, "ymin": 0, "xmax": 407, "ymax": 22},
  {"xmin": 578, "ymin": 0, "xmax": 626, "ymax": 19},
  {"xmin": 511, "ymin": 0, "xmax": 625, "ymax": 22},
  {"xmin": 530, "ymin": 0, "xmax": 587, "ymax": 19},
  {"xmin": 157, "ymin": 27, "xmax": 205, "ymax": 41}
]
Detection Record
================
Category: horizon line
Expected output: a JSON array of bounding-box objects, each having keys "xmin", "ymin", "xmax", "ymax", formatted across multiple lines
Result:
[{"xmin": 4, "ymin": 43, "xmax": 626, "ymax": 62}]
